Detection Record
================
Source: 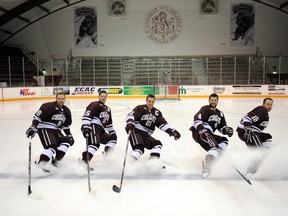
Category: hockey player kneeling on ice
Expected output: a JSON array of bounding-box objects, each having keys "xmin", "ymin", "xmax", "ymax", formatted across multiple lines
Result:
[
  {"xmin": 25, "ymin": 92, "xmax": 74, "ymax": 173},
  {"xmin": 125, "ymin": 94, "xmax": 181, "ymax": 174},
  {"xmin": 190, "ymin": 93, "xmax": 234, "ymax": 178},
  {"xmin": 236, "ymin": 97, "xmax": 273, "ymax": 178},
  {"xmin": 80, "ymin": 90, "xmax": 117, "ymax": 168}
]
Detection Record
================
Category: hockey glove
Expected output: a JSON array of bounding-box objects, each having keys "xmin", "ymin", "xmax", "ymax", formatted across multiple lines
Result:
[
  {"xmin": 170, "ymin": 129, "xmax": 181, "ymax": 140},
  {"xmin": 81, "ymin": 125, "xmax": 92, "ymax": 138},
  {"xmin": 243, "ymin": 127, "xmax": 253, "ymax": 144},
  {"xmin": 224, "ymin": 126, "xmax": 234, "ymax": 137},
  {"xmin": 26, "ymin": 125, "xmax": 37, "ymax": 138},
  {"xmin": 125, "ymin": 122, "xmax": 135, "ymax": 132},
  {"xmin": 66, "ymin": 134, "xmax": 74, "ymax": 146}
]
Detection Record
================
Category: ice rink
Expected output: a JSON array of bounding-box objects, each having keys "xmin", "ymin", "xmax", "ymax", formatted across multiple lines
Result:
[{"xmin": 1, "ymin": 96, "xmax": 288, "ymax": 216}]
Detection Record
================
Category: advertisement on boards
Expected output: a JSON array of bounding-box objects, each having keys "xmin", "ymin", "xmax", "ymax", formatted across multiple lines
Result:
[{"xmin": 124, "ymin": 86, "xmax": 153, "ymax": 96}]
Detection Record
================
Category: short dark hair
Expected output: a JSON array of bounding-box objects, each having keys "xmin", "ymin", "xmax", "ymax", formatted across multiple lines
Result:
[
  {"xmin": 263, "ymin": 97, "xmax": 273, "ymax": 104},
  {"xmin": 209, "ymin": 93, "xmax": 218, "ymax": 100},
  {"xmin": 146, "ymin": 94, "xmax": 155, "ymax": 101},
  {"xmin": 99, "ymin": 90, "xmax": 108, "ymax": 96},
  {"xmin": 56, "ymin": 92, "xmax": 66, "ymax": 98}
]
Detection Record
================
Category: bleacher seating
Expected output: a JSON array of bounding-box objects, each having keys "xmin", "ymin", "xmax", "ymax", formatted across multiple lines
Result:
[
  {"xmin": 59, "ymin": 55, "xmax": 269, "ymax": 86},
  {"xmin": 1, "ymin": 46, "xmax": 282, "ymax": 87},
  {"xmin": 0, "ymin": 46, "xmax": 39, "ymax": 87}
]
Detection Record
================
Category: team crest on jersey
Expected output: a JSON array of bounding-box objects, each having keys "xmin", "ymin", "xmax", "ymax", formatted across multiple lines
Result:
[
  {"xmin": 144, "ymin": 5, "xmax": 182, "ymax": 44},
  {"xmin": 52, "ymin": 114, "xmax": 66, "ymax": 122},
  {"xmin": 100, "ymin": 111, "xmax": 110, "ymax": 124},
  {"xmin": 208, "ymin": 115, "xmax": 221, "ymax": 124},
  {"xmin": 141, "ymin": 114, "xmax": 156, "ymax": 122}
]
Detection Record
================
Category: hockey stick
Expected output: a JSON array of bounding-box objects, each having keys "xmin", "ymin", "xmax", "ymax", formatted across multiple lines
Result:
[
  {"xmin": 86, "ymin": 136, "xmax": 91, "ymax": 193},
  {"xmin": 231, "ymin": 165, "xmax": 252, "ymax": 185},
  {"xmin": 28, "ymin": 136, "xmax": 32, "ymax": 195},
  {"xmin": 205, "ymin": 136, "xmax": 252, "ymax": 185},
  {"xmin": 85, "ymin": 135, "xmax": 91, "ymax": 192},
  {"xmin": 84, "ymin": 135, "xmax": 97, "ymax": 196},
  {"xmin": 112, "ymin": 131, "xmax": 131, "ymax": 193},
  {"xmin": 28, "ymin": 137, "xmax": 42, "ymax": 199}
]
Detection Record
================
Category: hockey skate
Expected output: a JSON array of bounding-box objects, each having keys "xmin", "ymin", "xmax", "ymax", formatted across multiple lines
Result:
[
  {"xmin": 101, "ymin": 146, "xmax": 114, "ymax": 162},
  {"xmin": 34, "ymin": 161, "xmax": 50, "ymax": 175},
  {"xmin": 202, "ymin": 161, "xmax": 211, "ymax": 178},
  {"xmin": 246, "ymin": 157, "xmax": 262, "ymax": 178},
  {"xmin": 79, "ymin": 158, "xmax": 95, "ymax": 171},
  {"xmin": 246, "ymin": 165, "xmax": 258, "ymax": 178},
  {"xmin": 51, "ymin": 157, "xmax": 58, "ymax": 167},
  {"xmin": 147, "ymin": 157, "xmax": 166, "ymax": 174},
  {"xmin": 202, "ymin": 154, "xmax": 215, "ymax": 178}
]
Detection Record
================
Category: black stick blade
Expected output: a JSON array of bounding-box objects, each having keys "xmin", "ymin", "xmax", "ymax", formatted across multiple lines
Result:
[
  {"xmin": 112, "ymin": 185, "xmax": 121, "ymax": 193},
  {"xmin": 28, "ymin": 186, "xmax": 32, "ymax": 195},
  {"xmin": 232, "ymin": 165, "xmax": 252, "ymax": 185}
]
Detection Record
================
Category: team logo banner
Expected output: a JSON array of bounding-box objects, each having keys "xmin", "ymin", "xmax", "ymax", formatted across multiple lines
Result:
[
  {"xmin": 74, "ymin": 6, "xmax": 97, "ymax": 48},
  {"xmin": 144, "ymin": 5, "xmax": 182, "ymax": 44},
  {"xmin": 230, "ymin": 3, "xmax": 255, "ymax": 46}
]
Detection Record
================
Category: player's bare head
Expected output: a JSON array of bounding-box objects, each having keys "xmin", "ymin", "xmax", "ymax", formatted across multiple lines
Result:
[
  {"xmin": 98, "ymin": 90, "xmax": 108, "ymax": 103},
  {"xmin": 209, "ymin": 93, "xmax": 218, "ymax": 108},
  {"xmin": 262, "ymin": 97, "xmax": 273, "ymax": 112},
  {"xmin": 146, "ymin": 94, "xmax": 155, "ymax": 110},
  {"xmin": 56, "ymin": 92, "xmax": 66, "ymax": 107}
]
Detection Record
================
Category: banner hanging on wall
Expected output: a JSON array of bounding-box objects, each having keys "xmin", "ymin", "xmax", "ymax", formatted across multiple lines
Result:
[
  {"xmin": 74, "ymin": 6, "xmax": 97, "ymax": 48},
  {"xmin": 144, "ymin": 5, "xmax": 182, "ymax": 45},
  {"xmin": 230, "ymin": 3, "xmax": 255, "ymax": 46}
]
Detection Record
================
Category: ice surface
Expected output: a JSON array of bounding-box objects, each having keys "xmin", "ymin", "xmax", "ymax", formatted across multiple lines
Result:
[{"xmin": 1, "ymin": 97, "xmax": 288, "ymax": 216}]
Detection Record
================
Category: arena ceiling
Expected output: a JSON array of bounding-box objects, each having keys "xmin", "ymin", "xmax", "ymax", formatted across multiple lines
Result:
[
  {"xmin": 0, "ymin": 0, "xmax": 287, "ymax": 45},
  {"xmin": 0, "ymin": 0, "xmax": 86, "ymax": 45}
]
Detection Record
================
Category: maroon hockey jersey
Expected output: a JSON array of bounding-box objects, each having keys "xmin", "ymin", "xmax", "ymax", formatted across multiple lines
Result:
[
  {"xmin": 237, "ymin": 105, "xmax": 269, "ymax": 132},
  {"xmin": 192, "ymin": 105, "xmax": 228, "ymax": 133},
  {"xmin": 32, "ymin": 101, "xmax": 72, "ymax": 134},
  {"xmin": 82, "ymin": 101, "xmax": 115, "ymax": 134},
  {"xmin": 126, "ymin": 104, "xmax": 171, "ymax": 135}
]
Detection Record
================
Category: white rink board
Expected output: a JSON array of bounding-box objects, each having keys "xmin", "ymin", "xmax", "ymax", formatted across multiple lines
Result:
[{"xmin": 1, "ymin": 85, "xmax": 288, "ymax": 101}]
